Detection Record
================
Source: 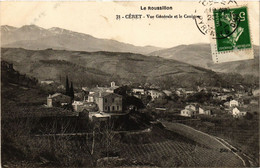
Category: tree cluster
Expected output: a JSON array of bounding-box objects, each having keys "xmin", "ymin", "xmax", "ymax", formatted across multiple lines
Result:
[
  {"xmin": 65, "ymin": 76, "xmax": 74, "ymax": 100},
  {"xmin": 1, "ymin": 61, "xmax": 38, "ymax": 87}
]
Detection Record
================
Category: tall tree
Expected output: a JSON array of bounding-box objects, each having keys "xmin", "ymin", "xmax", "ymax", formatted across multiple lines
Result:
[
  {"xmin": 65, "ymin": 75, "xmax": 70, "ymax": 96},
  {"xmin": 70, "ymin": 81, "xmax": 74, "ymax": 100}
]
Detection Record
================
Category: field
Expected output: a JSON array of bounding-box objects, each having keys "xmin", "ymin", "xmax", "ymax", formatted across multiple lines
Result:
[
  {"xmin": 116, "ymin": 125, "xmax": 243, "ymax": 167},
  {"xmin": 180, "ymin": 112, "xmax": 259, "ymax": 166}
]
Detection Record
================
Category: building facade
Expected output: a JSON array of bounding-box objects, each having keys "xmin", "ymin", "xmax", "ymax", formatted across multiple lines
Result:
[
  {"xmin": 232, "ymin": 107, "xmax": 247, "ymax": 118},
  {"xmin": 199, "ymin": 107, "xmax": 212, "ymax": 115},
  {"xmin": 180, "ymin": 109, "xmax": 196, "ymax": 117},
  {"xmin": 132, "ymin": 88, "xmax": 145, "ymax": 95},
  {"xmin": 147, "ymin": 89, "xmax": 164, "ymax": 100},
  {"xmin": 230, "ymin": 100, "xmax": 239, "ymax": 107},
  {"xmin": 94, "ymin": 92, "xmax": 123, "ymax": 113},
  {"xmin": 72, "ymin": 101, "xmax": 98, "ymax": 112}
]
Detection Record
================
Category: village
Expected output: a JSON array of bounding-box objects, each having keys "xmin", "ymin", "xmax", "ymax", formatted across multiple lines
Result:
[
  {"xmin": 2, "ymin": 60, "xmax": 259, "ymax": 167},
  {"xmin": 42, "ymin": 77, "xmax": 259, "ymax": 121}
]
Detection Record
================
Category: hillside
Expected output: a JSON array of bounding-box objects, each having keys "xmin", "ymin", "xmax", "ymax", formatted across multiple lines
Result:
[
  {"xmin": 150, "ymin": 44, "xmax": 259, "ymax": 76},
  {"xmin": 1, "ymin": 25, "xmax": 162, "ymax": 55},
  {"xmin": 1, "ymin": 48, "xmax": 219, "ymax": 88}
]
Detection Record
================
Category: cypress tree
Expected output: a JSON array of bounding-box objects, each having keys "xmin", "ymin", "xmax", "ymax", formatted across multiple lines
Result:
[
  {"xmin": 66, "ymin": 75, "xmax": 70, "ymax": 96},
  {"xmin": 70, "ymin": 81, "xmax": 74, "ymax": 100}
]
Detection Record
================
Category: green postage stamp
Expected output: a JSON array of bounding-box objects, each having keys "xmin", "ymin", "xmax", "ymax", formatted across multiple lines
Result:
[{"xmin": 208, "ymin": 5, "xmax": 254, "ymax": 63}]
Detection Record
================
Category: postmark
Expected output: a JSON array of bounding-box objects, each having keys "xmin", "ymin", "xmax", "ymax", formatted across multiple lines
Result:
[
  {"xmin": 194, "ymin": 0, "xmax": 238, "ymax": 36},
  {"xmin": 208, "ymin": 5, "xmax": 254, "ymax": 63}
]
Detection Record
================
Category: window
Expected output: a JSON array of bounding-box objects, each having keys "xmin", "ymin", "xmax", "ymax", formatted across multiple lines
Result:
[
  {"xmin": 112, "ymin": 98, "xmax": 115, "ymax": 102},
  {"xmin": 117, "ymin": 106, "xmax": 119, "ymax": 110},
  {"xmin": 112, "ymin": 106, "xmax": 115, "ymax": 111},
  {"xmin": 105, "ymin": 106, "xmax": 107, "ymax": 110},
  {"xmin": 108, "ymin": 106, "xmax": 110, "ymax": 111},
  {"xmin": 105, "ymin": 98, "xmax": 107, "ymax": 103}
]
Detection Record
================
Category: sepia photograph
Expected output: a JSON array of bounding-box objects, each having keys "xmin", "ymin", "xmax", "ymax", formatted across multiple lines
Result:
[{"xmin": 0, "ymin": 1, "xmax": 259, "ymax": 167}]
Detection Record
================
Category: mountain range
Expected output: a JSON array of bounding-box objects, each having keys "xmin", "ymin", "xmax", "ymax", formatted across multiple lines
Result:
[
  {"xmin": 1, "ymin": 25, "xmax": 162, "ymax": 55},
  {"xmin": 1, "ymin": 25, "xmax": 259, "ymax": 77}
]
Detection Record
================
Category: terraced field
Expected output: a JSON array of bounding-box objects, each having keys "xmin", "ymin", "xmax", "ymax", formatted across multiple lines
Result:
[{"xmin": 118, "ymin": 124, "xmax": 244, "ymax": 167}]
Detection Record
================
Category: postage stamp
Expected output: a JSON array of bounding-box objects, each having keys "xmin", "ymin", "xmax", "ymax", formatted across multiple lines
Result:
[{"xmin": 208, "ymin": 5, "xmax": 254, "ymax": 63}]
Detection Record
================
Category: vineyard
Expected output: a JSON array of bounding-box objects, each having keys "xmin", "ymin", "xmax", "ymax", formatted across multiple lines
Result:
[
  {"xmin": 117, "ymin": 125, "xmax": 243, "ymax": 167},
  {"xmin": 162, "ymin": 122, "xmax": 224, "ymax": 149}
]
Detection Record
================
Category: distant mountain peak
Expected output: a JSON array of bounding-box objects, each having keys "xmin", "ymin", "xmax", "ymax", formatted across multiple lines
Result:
[
  {"xmin": 20, "ymin": 24, "xmax": 45, "ymax": 31},
  {"xmin": 1, "ymin": 25, "xmax": 17, "ymax": 32}
]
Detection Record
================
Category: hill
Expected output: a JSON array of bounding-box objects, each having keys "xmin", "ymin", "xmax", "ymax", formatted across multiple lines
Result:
[
  {"xmin": 149, "ymin": 44, "xmax": 259, "ymax": 76},
  {"xmin": 1, "ymin": 48, "xmax": 220, "ymax": 88},
  {"xmin": 1, "ymin": 25, "xmax": 162, "ymax": 55}
]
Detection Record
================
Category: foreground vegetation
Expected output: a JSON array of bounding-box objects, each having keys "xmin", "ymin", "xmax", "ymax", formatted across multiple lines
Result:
[{"xmin": 1, "ymin": 82, "xmax": 245, "ymax": 167}]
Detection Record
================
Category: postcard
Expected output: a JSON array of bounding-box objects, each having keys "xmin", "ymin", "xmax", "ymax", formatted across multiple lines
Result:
[{"xmin": 0, "ymin": 1, "xmax": 259, "ymax": 167}]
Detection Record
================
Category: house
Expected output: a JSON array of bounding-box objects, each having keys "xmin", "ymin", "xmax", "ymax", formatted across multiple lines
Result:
[
  {"xmin": 223, "ymin": 88, "xmax": 231, "ymax": 93},
  {"xmin": 41, "ymin": 80, "xmax": 54, "ymax": 85},
  {"xmin": 72, "ymin": 101, "xmax": 98, "ymax": 112},
  {"xmin": 46, "ymin": 93, "xmax": 71, "ymax": 107},
  {"xmin": 175, "ymin": 88, "xmax": 185, "ymax": 97},
  {"xmin": 232, "ymin": 107, "xmax": 247, "ymax": 118},
  {"xmin": 224, "ymin": 101, "xmax": 230, "ymax": 107},
  {"xmin": 185, "ymin": 90, "xmax": 195, "ymax": 96},
  {"xmin": 94, "ymin": 92, "xmax": 123, "ymax": 113},
  {"xmin": 90, "ymin": 82, "xmax": 120, "ymax": 94},
  {"xmin": 197, "ymin": 86, "xmax": 207, "ymax": 92},
  {"xmin": 229, "ymin": 100, "xmax": 239, "ymax": 107},
  {"xmin": 219, "ymin": 95, "xmax": 229, "ymax": 101},
  {"xmin": 88, "ymin": 92, "xmax": 95, "ymax": 102},
  {"xmin": 89, "ymin": 112, "xmax": 111, "ymax": 121},
  {"xmin": 180, "ymin": 109, "xmax": 196, "ymax": 117},
  {"xmin": 199, "ymin": 107, "xmax": 212, "ymax": 115},
  {"xmin": 72, "ymin": 100, "xmax": 84, "ymax": 111},
  {"xmin": 175, "ymin": 90, "xmax": 182, "ymax": 97},
  {"xmin": 180, "ymin": 104, "xmax": 198, "ymax": 117},
  {"xmin": 132, "ymin": 88, "xmax": 145, "ymax": 95},
  {"xmin": 185, "ymin": 104, "xmax": 198, "ymax": 111},
  {"xmin": 147, "ymin": 89, "xmax": 165, "ymax": 100},
  {"xmin": 252, "ymin": 88, "xmax": 260, "ymax": 96},
  {"xmin": 132, "ymin": 88, "xmax": 145, "ymax": 99}
]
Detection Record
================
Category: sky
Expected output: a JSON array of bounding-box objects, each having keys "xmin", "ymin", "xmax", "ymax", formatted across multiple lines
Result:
[{"xmin": 0, "ymin": 1, "xmax": 259, "ymax": 48}]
